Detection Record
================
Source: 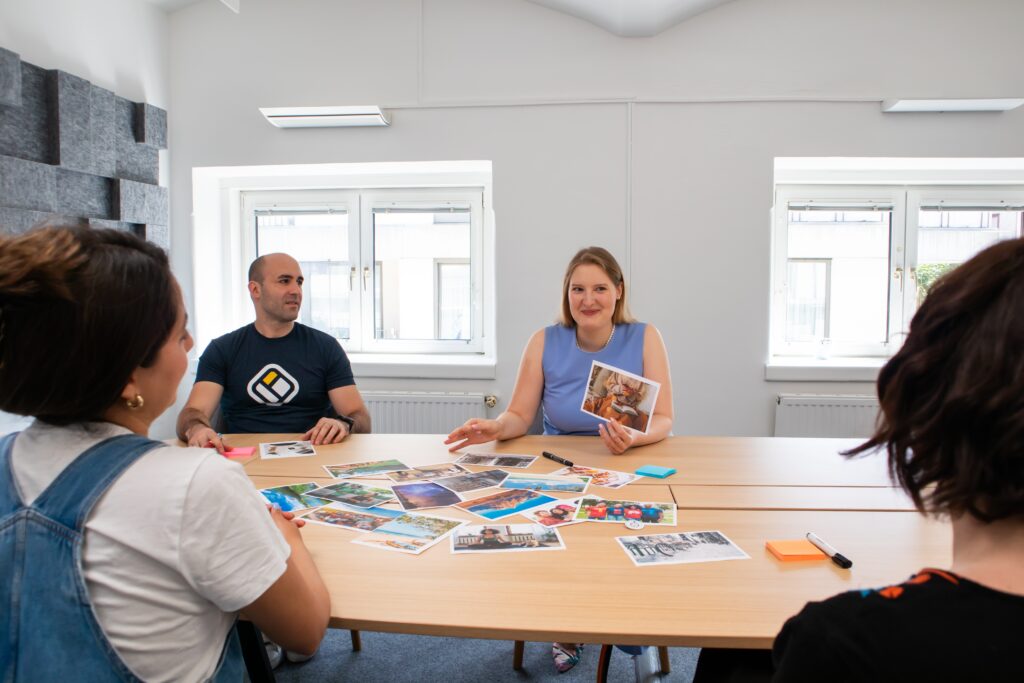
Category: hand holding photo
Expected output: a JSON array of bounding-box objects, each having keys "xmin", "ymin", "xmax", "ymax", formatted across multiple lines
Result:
[
  {"xmin": 617, "ymin": 531, "xmax": 749, "ymax": 567},
  {"xmin": 451, "ymin": 524, "xmax": 565, "ymax": 553},
  {"xmin": 259, "ymin": 440, "xmax": 317, "ymax": 459},
  {"xmin": 580, "ymin": 361, "xmax": 660, "ymax": 434}
]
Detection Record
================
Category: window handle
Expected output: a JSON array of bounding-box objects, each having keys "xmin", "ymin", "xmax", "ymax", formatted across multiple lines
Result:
[
  {"xmin": 363, "ymin": 266, "xmax": 370, "ymax": 291},
  {"xmin": 349, "ymin": 266, "xmax": 356, "ymax": 291},
  {"xmin": 894, "ymin": 266, "xmax": 903, "ymax": 291},
  {"xmin": 909, "ymin": 267, "xmax": 917, "ymax": 283}
]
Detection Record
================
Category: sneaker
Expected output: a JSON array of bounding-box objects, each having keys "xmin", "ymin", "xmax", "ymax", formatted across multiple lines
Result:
[
  {"xmin": 285, "ymin": 648, "xmax": 317, "ymax": 663},
  {"xmin": 264, "ymin": 641, "xmax": 283, "ymax": 669},
  {"xmin": 552, "ymin": 642, "xmax": 583, "ymax": 673}
]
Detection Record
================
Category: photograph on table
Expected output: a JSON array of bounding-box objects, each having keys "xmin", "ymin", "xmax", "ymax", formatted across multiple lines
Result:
[
  {"xmin": 519, "ymin": 497, "xmax": 586, "ymax": 528},
  {"xmin": 257, "ymin": 482, "xmax": 331, "ymax": 513},
  {"xmin": 387, "ymin": 462, "xmax": 471, "ymax": 483},
  {"xmin": 309, "ymin": 481, "xmax": 396, "ymax": 508},
  {"xmin": 323, "ymin": 459, "xmax": 409, "ymax": 479},
  {"xmin": 430, "ymin": 468, "xmax": 509, "ymax": 494},
  {"xmin": 259, "ymin": 440, "xmax": 317, "ymax": 459},
  {"xmin": 300, "ymin": 503, "xmax": 404, "ymax": 532},
  {"xmin": 572, "ymin": 497, "xmax": 677, "ymax": 525},
  {"xmin": 391, "ymin": 481, "xmax": 463, "ymax": 510},
  {"xmin": 451, "ymin": 524, "xmax": 565, "ymax": 553},
  {"xmin": 453, "ymin": 453, "xmax": 538, "ymax": 469},
  {"xmin": 580, "ymin": 361, "xmax": 660, "ymax": 434},
  {"xmin": 616, "ymin": 531, "xmax": 749, "ymax": 567},
  {"xmin": 499, "ymin": 472, "xmax": 591, "ymax": 494},
  {"xmin": 549, "ymin": 464, "xmax": 639, "ymax": 489},
  {"xmin": 455, "ymin": 488, "xmax": 557, "ymax": 521},
  {"xmin": 352, "ymin": 512, "xmax": 466, "ymax": 555}
]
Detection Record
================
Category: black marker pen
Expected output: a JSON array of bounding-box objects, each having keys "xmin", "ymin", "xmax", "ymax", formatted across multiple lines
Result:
[
  {"xmin": 807, "ymin": 532, "xmax": 853, "ymax": 569},
  {"xmin": 542, "ymin": 451, "xmax": 574, "ymax": 467}
]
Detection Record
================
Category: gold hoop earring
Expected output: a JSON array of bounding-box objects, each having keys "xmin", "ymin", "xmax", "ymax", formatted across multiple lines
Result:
[{"xmin": 126, "ymin": 394, "xmax": 145, "ymax": 410}]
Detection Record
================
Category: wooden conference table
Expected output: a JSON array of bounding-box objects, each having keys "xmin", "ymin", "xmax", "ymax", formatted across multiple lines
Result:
[{"xmin": 231, "ymin": 433, "xmax": 950, "ymax": 654}]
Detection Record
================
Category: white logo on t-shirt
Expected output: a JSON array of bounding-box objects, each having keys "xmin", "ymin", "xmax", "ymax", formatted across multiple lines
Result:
[{"xmin": 246, "ymin": 364, "xmax": 300, "ymax": 405}]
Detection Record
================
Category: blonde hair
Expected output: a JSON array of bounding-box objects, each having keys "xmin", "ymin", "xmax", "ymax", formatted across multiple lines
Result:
[{"xmin": 559, "ymin": 246, "xmax": 635, "ymax": 327}]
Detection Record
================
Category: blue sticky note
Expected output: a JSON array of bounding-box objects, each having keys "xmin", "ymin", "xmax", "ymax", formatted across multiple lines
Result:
[{"xmin": 635, "ymin": 465, "xmax": 676, "ymax": 478}]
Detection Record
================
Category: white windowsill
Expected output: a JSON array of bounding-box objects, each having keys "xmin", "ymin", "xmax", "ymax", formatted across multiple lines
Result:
[
  {"xmin": 350, "ymin": 353, "xmax": 496, "ymax": 380},
  {"xmin": 765, "ymin": 356, "xmax": 886, "ymax": 382}
]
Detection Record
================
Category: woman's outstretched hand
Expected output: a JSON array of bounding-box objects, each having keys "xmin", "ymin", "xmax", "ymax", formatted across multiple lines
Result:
[{"xmin": 444, "ymin": 418, "xmax": 502, "ymax": 452}]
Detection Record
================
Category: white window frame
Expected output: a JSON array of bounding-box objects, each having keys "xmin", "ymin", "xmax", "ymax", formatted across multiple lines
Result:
[{"xmin": 433, "ymin": 257, "xmax": 471, "ymax": 340}]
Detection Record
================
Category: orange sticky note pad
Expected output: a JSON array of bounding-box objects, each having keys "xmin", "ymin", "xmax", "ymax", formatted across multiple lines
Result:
[{"xmin": 766, "ymin": 539, "xmax": 828, "ymax": 562}]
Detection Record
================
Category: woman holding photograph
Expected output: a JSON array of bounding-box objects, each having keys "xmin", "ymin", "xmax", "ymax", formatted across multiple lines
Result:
[
  {"xmin": 445, "ymin": 246, "xmax": 673, "ymax": 672},
  {"xmin": 0, "ymin": 225, "xmax": 329, "ymax": 681},
  {"xmin": 445, "ymin": 246, "xmax": 673, "ymax": 456}
]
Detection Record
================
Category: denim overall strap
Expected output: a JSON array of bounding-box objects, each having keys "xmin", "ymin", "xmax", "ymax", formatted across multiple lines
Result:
[{"xmin": 0, "ymin": 433, "xmax": 19, "ymax": 516}]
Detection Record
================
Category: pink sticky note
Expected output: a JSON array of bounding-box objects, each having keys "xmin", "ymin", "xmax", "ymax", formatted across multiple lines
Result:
[{"xmin": 222, "ymin": 447, "xmax": 256, "ymax": 459}]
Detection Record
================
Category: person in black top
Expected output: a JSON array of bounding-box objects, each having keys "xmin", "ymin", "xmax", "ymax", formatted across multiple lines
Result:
[
  {"xmin": 176, "ymin": 253, "xmax": 371, "ymax": 451},
  {"xmin": 771, "ymin": 237, "xmax": 1024, "ymax": 682}
]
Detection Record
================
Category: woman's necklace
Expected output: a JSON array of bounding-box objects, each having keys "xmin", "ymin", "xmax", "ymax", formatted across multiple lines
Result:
[{"xmin": 576, "ymin": 324, "xmax": 616, "ymax": 353}]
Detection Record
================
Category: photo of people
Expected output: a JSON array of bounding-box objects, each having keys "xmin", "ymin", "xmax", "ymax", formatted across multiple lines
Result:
[
  {"xmin": 616, "ymin": 531, "xmax": 749, "ymax": 567},
  {"xmin": 572, "ymin": 496, "xmax": 677, "ymax": 525},
  {"xmin": 257, "ymin": 482, "xmax": 331, "ymax": 513},
  {"xmin": 300, "ymin": 503, "xmax": 404, "ymax": 532},
  {"xmin": 308, "ymin": 481, "xmax": 396, "ymax": 508},
  {"xmin": 391, "ymin": 481, "xmax": 463, "ymax": 510},
  {"xmin": 430, "ymin": 469, "xmax": 509, "ymax": 493},
  {"xmin": 451, "ymin": 524, "xmax": 565, "ymax": 554},
  {"xmin": 259, "ymin": 440, "xmax": 317, "ymax": 459},
  {"xmin": 453, "ymin": 453, "xmax": 538, "ymax": 469},
  {"xmin": 499, "ymin": 472, "xmax": 591, "ymax": 494},
  {"xmin": 519, "ymin": 497, "xmax": 585, "ymax": 528},
  {"xmin": 387, "ymin": 462, "xmax": 470, "ymax": 483},
  {"xmin": 352, "ymin": 512, "xmax": 466, "ymax": 555},
  {"xmin": 454, "ymin": 488, "xmax": 557, "ymax": 521},
  {"xmin": 580, "ymin": 361, "xmax": 660, "ymax": 434},
  {"xmin": 323, "ymin": 459, "xmax": 410, "ymax": 479},
  {"xmin": 549, "ymin": 464, "xmax": 639, "ymax": 489}
]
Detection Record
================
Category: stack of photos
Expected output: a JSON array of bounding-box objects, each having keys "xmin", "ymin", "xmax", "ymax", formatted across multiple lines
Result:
[
  {"xmin": 430, "ymin": 469, "xmax": 509, "ymax": 493},
  {"xmin": 259, "ymin": 440, "xmax": 317, "ymax": 459},
  {"xmin": 391, "ymin": 481, "xmax": 462, "ymax": 510},
  {"xmin": 323, "ymin": 459, "xmax": 409, "ymax": 479},
  {"xmin": 258, "ymin": 482, "xmax": 331, "ymax": 513},
  {"xmin": 519, "ymin": 497, "xmax": 585, "ymax": 528},
  {"xmin": 301, "ymin": 503, "xmax": 404, "ymax": 532},
  {"xmin": 453, "ymin": 453, "xmax": 538, "ymax": 469},
  {"xmin": 387, "ymin": 462, "xmax": 470, "ymax": 483},
  {"xmin": 616, "ymin": 531, "xmax": 749, "ymax": 567},
  {"xmin": 550, "ymin": 464, "xmax": 638, "ymax": 489},
  {"xmin": 309, "ymin": 481, "xmax": 396, "ymax": 508},
  {"xmin": 500, "ymin": 472, "xmax": 591, "ymax": 494},
  {"xmin": 455, "ymin": 488, "xmax": 557, "ymax": 521},
  {"xmin": 352, "ymin": 512, "xmax": 466, "ymax": 555},
  {"xmin": 451, "ymin": 524, "xmax": 565, "ymax": 554},
  {"xmin": 573, "ymin": 497, "xmax": 677, "ymax": 526},
  {"xmin": 581, "ymin": 361, "xmax": 660, "ymax": 434}
]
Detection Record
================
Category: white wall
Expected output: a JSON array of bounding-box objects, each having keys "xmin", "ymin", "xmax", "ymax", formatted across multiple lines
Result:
[{"xmin": 154, "ymin": 0, "xmax": 1023, "ymax": 437}]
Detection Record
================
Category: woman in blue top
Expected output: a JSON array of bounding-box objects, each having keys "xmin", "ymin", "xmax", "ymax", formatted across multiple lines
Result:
[{"xmin": 447, "ymin": 246, "xmax": 674, "ymax": 455}]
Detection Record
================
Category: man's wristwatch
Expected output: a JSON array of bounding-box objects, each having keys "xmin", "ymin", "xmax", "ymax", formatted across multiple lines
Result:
[{"xmin": 336, "ymin": 414, "xmax": 356, "ymax": 431}]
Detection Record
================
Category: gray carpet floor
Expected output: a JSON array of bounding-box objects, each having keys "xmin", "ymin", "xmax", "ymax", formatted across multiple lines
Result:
[{"xmin": 273, "ymin": 629, "xmax": 701, "ymax": 682}]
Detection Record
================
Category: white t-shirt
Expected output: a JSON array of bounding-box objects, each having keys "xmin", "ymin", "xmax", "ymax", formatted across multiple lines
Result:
[{"xmin": 9, "ymin": 420, "xmax": 290, "ymax": 683}]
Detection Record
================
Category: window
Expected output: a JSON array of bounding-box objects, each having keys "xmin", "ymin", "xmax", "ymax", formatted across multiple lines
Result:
[
  {"xmin": 242, "ymin": 187, "xmax": 486, "ymax": 355},
  {"xmin": 771, "ymin": 186, "xmax": 1024, "ymax": 362}
]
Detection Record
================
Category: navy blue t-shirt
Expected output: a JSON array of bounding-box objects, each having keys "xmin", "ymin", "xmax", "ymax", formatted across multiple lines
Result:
[{"xmin": 196, "ymin": 323, "xmax": 355, "ymax": 434}]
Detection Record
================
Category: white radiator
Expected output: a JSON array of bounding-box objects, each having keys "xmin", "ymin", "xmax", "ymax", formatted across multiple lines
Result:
[
  {"xmin": 773, "ymin": 394, "xmax": 879, "ymax": 438},
  {"xmin": 363, "ymin": 391, "xmax": 491, "ymax": 434}
]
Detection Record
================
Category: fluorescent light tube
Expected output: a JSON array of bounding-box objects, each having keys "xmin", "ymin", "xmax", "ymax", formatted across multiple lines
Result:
[
  {"xmin": 259, "ymin": 106, "xmax": 390, "ymax": 128},
  {"xmin": 881, "ymin": 98, "xmax": 1024, "ymax": 113}
]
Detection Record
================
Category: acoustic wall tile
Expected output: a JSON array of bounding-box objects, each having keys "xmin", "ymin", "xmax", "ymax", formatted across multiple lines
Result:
[
  {"xmin": 49, "ymin": 70, "xmax": 93, "ymax": 173},
  {"xmin": 0, "ymin": 207, "xmax": 84, "ymax": 234},
  {"xmin": 114, "ymin": 97, "xmax": 158, "ymax": 184},
  {"xmin": 89, "ymin": 217, "xmax": 139, "ymax": 232},
  {"xmin": 142, "ymin": 222, "xmax": 169, "ymax": 248},
  {"xmin": 0, "ymin": 63, "xmax": 51, "ymax": 163},
  {"xmin": 134, "ymin": 102, "xmax": 167, "ymax": 148},
  {"xmin": 0, "ymin": 48, "xmax": 20, "ymax": 107},
  {"xmin": 0, "ymin": 155, "xmax": 56, "ymax": 211},
  {"xmin": 116, "ymin": 178, "xmax": 167, "ymax": 226},
  {"xmin": 90, "ymin": 85, "xmax": 116, "ymax": 177},
  {"xmin": 55, "ymin": 168, "xmax": 113, "ymax": 219}
]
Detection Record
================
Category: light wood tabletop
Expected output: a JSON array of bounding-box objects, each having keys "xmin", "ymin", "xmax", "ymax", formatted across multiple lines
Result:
[{"xmin": 237, "ymin": 435, "xmax": 949, "ymax": 650}]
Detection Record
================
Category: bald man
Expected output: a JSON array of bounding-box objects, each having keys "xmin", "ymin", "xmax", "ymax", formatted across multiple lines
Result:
[{"xmin": 177, "ymin": 253, "xmax": 371, "ymax": 451}]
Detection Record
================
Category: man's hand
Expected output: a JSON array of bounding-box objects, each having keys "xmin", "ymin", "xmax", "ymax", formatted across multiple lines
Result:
[
  {"xmin": 303, "ymin": 417, "xmax": 350, "ymax": 446},
  {"xmin": 186, "ymin": 424, "xmax": 227, "ymax": 454}
]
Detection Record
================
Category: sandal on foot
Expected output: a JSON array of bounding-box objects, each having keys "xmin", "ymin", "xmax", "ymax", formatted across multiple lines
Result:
[{"xmin": 552, "ymin": 642, "xmax": 583, "ymax": 673}]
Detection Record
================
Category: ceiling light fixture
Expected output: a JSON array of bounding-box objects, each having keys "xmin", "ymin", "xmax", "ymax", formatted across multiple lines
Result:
[
  {"xmin": 881, "ymin": 98, "xmax": 1024, "ymax": 113},
  {"xmin": 259, "ymin": 106, "xmax": 390, "ymax": 128}
]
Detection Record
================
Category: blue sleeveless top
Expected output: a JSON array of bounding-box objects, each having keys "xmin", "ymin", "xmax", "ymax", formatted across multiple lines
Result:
[{"xmin": 541, "ymin": 322, "xmax": 646, "ymax": 435}]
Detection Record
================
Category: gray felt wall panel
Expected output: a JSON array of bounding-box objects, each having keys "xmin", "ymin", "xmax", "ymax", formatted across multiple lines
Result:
[
  {"xmin": 116, "ymin": 178, "xmax": 168, "ymax": 226},
  {"xmin": 0, "ymin": 63, "xmax": 51, "ymax": 164},
  {"xmin": 135, "ymin": 102, "xmax": 167, "ymax": 148},
  {"xmin": 56, "ymin": 168, "xmax": 113, "ymax": 218},
  {"xmin": 115, "ymin": 97, "xmax": 159, "ymax": 185},
  {"xmin": 0, "ymin": 156, "xmax": 56, "ymax": 211},
  {"xmin": 0, "ymin": 48, "xmax": 20, "ymax": 107},
  {"xmin": 50, "ymin": 70, "xmax": 93, "ymax": 173}
]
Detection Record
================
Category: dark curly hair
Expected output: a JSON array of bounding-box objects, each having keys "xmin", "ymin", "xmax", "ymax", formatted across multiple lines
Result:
[
  {"xmin": 0, "ymin": 225, "xmax": 177, "ymax": 425},
  {"xmin": 845, "ymin": 237, "xmax": 1024, "ymax": 522}
]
